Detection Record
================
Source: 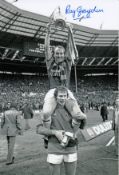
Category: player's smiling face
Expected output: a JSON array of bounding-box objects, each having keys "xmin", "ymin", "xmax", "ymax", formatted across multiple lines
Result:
[
  {"xmin": 56, "ymin": 91, "xmax": 68, "ymax": 106},
  {"xmin": 54, "ymin": 48, "xmax": 65, "ymax": 64}
]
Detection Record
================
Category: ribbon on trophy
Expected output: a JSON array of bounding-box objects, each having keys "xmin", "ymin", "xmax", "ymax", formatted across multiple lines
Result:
[{"xmin": 65, "ymin": 25, "xmax": 79, "ymax": 65}]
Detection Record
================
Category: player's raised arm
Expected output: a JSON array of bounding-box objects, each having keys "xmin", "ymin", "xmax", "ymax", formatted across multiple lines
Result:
[{"xmin": 45, "ymin": 24, "xmax": 52, "ymax": 62}]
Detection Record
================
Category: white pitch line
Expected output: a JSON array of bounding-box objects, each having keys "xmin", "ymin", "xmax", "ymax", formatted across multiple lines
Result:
[{"xmin": 106, "ymin": 136, "xmax": 115, "ymax": 147}]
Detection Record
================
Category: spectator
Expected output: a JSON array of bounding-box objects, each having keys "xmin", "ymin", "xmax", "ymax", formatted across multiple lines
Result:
[
  {"xmin": 6, "ymin": 102, "xmax": 11, "ymax": 110},
  {"xmin": 112, "ymin": 96, "xmax": 119, "ymax": 156},
  {"xmin": 22, "ymin": 100, "xmax": 34, "ymax": 130},
  {"xmin": 80, "ymin": 103, "xmax": 85, "ymax": 113},
  {"xmin": 1, "ymin": 102, "xmax": 23, "ymax": 165},
  {"xmin": 100, "ymin": 102, "xmax": 109, "ymax": 122}
]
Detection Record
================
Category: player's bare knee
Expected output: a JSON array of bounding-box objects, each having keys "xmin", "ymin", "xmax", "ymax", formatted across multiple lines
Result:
[{"xmin": 43, "ymin": 113, "xmax": 51, "ymax": 121}]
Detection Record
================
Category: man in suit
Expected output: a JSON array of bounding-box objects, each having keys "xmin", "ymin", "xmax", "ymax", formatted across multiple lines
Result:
[
  {"xmin": 112, "ymin": 96, "xmax": 119, "ymax": 156},
  {"xmin": 1, "ymin": 102, "xmax": 23, "ymax": 165}
]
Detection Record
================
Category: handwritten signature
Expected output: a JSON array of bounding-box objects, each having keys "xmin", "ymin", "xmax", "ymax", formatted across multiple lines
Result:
[{"xmin": 65, "ymin": 5, "xmax": 104, "ymax": 21}]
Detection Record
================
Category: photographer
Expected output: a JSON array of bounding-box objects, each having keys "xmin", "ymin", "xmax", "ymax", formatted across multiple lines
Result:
[{"xmin": 37, "ymin": 86, "xmax": 81, "ymax": 175}]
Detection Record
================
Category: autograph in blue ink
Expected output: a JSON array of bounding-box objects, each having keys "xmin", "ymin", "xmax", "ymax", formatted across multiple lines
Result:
[{"xmin": 65, "ymin": 5, "xmax": 104, "ymax": 21}]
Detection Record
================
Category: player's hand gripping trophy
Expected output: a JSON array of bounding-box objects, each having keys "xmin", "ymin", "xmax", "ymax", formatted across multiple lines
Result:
[{"xmin": 46, "ymin": 6, "xmax": 73, "ymax": 41}]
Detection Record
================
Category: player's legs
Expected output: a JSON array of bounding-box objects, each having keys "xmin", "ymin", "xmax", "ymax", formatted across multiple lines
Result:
[
  {"xmin": 64, "ymin": 153, "xmax": 77, "ymax": 175},
  {"xmin": 49, "ymin": 164, "xmax": 61, "ymax": 175},
  {"xmin": 64, "ymin": 161, "xmax": 77, "ymax": 175},
  {"xmin": 47, "ymin": 154, "xmax": 63, "ymax": 175},
  {"xmin": 43, "ymin": 89, "xmax": 57, "ymax": 121},
  {"xmin": 102, "ymin": 115, "xmax": 105, "ymax": 122},
  {"xmin": 7, "ymin": 136, "xmax": 16, "ymax": 163},
  {"xmin": 65, "ymin": 98, "xmax": 87, "ymax": 131},
  {"xmin": 24, "ymin": 119, "xmax": 31, "ymax": 130},
  {"xmin": 65, "ymin": 99, "xmax": 86, "ymax": 120},
  {"xmin": 43, "ymin": 95, "xmax": 56, "ymax": 129},
  {"xmin": 43, "ymin": 98, "xmax": 56, "ymax": 118}
]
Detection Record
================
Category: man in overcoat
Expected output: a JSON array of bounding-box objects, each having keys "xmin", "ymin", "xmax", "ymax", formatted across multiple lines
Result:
[{"xmin": 1, "ymin": 102, "xmax": 23, "ymax": 165}]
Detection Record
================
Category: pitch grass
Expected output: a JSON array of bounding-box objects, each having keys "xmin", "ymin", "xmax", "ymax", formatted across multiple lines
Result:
[
  {"xmin": 0, "ymin": 110, "xmax": 118, "ymax": 175},
  {"xmin": 0, "ymin": 146, "xmax": 118, "ymax": 175}
]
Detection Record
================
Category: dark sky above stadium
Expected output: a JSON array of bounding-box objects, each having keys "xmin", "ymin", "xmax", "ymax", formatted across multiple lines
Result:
[{"xmin": 6, "ymin": 0, "xmax": 119, "ymax": 30}]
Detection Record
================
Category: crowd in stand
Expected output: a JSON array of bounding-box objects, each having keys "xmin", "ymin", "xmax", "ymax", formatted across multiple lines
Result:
[{"xmin": 0, "ymin": 73, "xmax": 118, "ymax": 112}]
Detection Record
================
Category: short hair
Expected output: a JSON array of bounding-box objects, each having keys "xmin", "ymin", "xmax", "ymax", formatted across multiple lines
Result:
[
  {"xmin": 54, "ymin": 86, "xmax": 68, "ymax": 98},
  {"xmin": 54, "ymin": 45, "xmax": 65, "ymax": 53}
]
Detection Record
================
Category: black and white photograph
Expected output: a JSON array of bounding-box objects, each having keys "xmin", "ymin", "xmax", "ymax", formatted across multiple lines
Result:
[{"xmin": 0, "ymin": 0, "xmax": 118, "ymax": 174}]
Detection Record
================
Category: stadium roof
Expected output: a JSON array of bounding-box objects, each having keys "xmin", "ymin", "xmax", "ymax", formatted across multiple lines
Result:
[
  {"xmin": 0, "ymin": 0, "xmax": 118, "ymax": 47},
  {"xmin": 0, "ymin": 0, "xmax": 118, "ymax": 74}
]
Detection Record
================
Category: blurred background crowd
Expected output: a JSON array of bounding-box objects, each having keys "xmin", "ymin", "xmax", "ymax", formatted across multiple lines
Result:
[{"xmin": 0, "ymin": 73, "xmax": 118, "ymax": 112}]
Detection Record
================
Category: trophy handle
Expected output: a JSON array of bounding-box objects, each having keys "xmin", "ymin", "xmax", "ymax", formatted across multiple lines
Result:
[{"xmin": 46, "ymin": 23, "xmax": 58, "ymax": 35}]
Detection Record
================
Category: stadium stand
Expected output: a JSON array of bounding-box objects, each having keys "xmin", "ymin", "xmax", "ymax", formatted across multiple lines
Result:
[
  {"xmin": 0, "ymin": 0, "xmax": 118, "ymax": 110},
  {"xmin": 0, "ymin": 73, "xmax": 118, "ymax": 110},
  {"xmin": 0, "ymin": 0, "xmax": 118, "ymax": 74}
]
